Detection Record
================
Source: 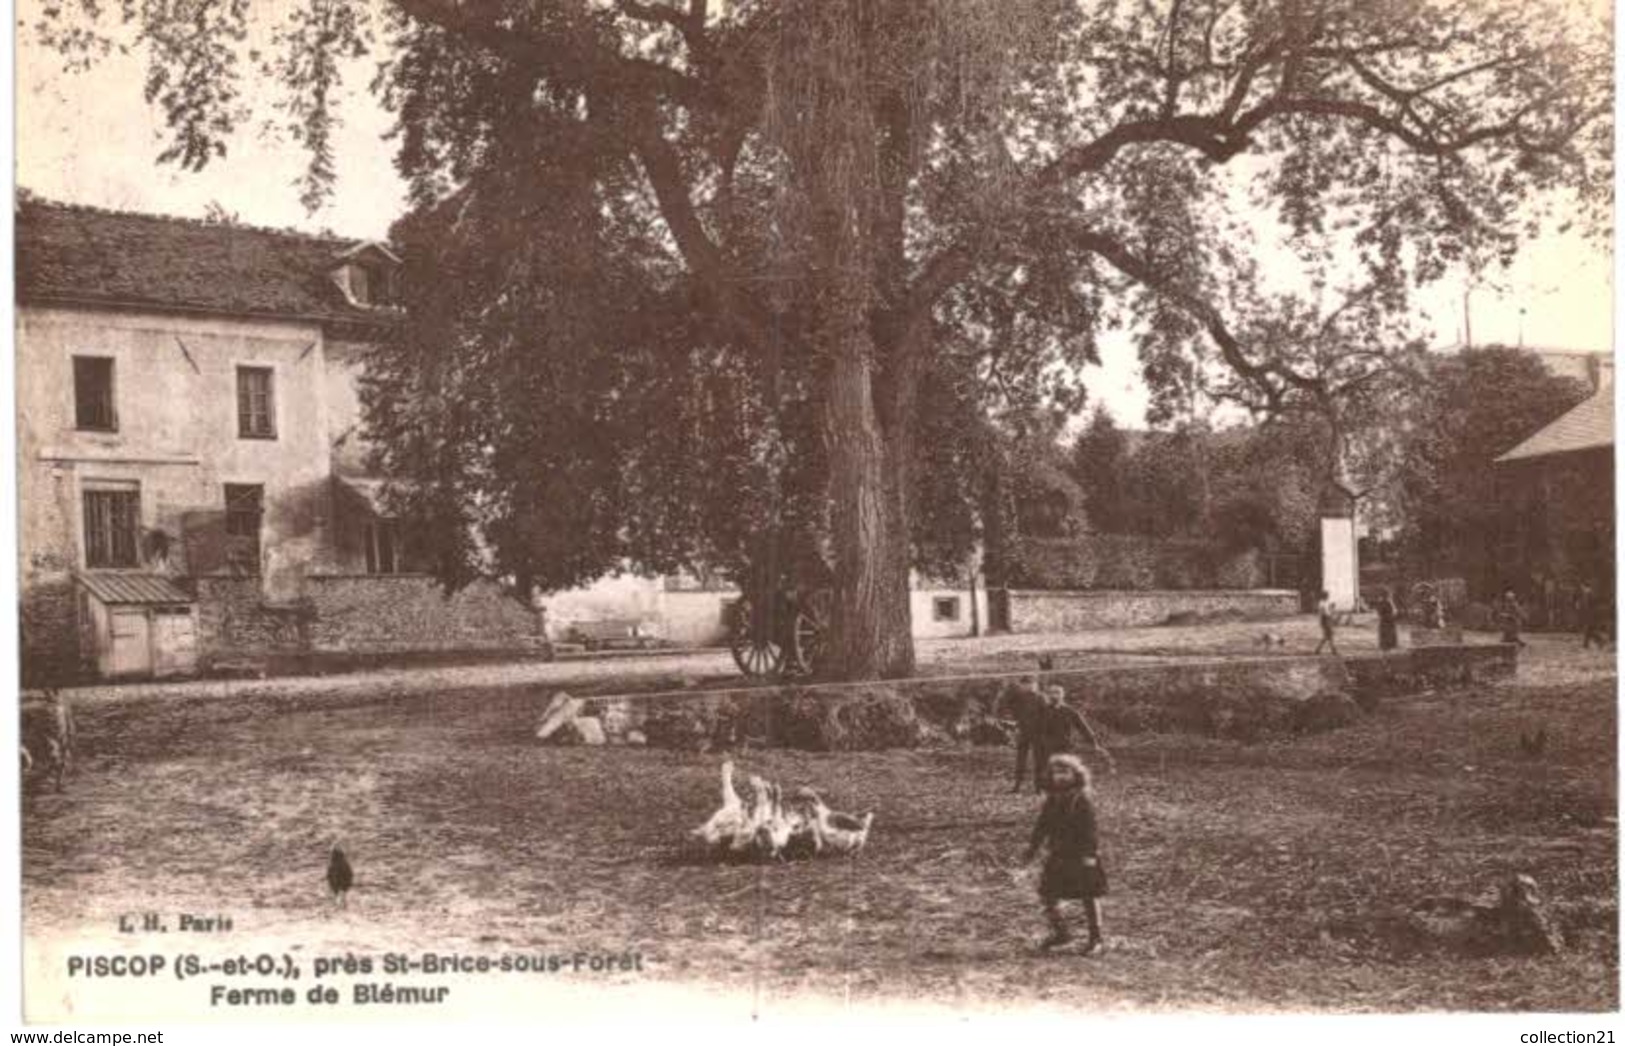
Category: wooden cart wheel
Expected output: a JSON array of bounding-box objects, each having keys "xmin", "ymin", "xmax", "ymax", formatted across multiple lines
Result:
[
  {"xmin": 729, "ymin": 595, "xmax": 786, "ymax": 679},
  {"xmin": 790, "ymin": 590, "xmax": 831, "ymax": 676}
]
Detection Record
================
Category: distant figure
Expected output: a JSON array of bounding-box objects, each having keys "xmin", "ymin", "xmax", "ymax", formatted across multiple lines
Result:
[
  {"xmin": 1005, "ymin": 681, "xmax": 1114, "ymax": 792},
  {"xmin": 1002, "ymin": 676, "xmax": 1048, "ymax": 793},
  {"xmin": 327, "ymin": 844, "xmax": 354, "ymax": 908},
  {"xmin": 1314, "ymin": 590, "xmax": 1339, "ymax": 656},
  {"xmin": 1498, "ymin": 590, "xmax": 1527, "ymax": 648},
  {"xmin": 1023, "ymin": 754, "xmax": 1107, "ymax": 953},
  {"xmin": 1035, "ymin": 685, "xmax": 1114, "ymax": 786},
  {"xmin": 1375, "ymin": 589, "xmax": 1399, "ymax": 652},
  {"xmin": 1577, "ymin": 583, "xmax": 1607, "ymax": 650}
]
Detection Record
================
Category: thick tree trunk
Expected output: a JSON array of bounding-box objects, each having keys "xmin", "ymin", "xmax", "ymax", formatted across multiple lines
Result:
[{"xmin": 820, "ymin": 330, "xmax": 916, "ymax": 680}]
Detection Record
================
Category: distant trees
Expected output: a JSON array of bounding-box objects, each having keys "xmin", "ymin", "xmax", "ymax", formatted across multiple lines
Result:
[
  {"xmin": 1063, "ymin": 407, "xmax": 1322, "ymax": 553},
  {"xmin": 1062, "ymin": 345, "xmax": 1592, "ymax": 590},
  {"xmin": 1070, "ymin": 410, "xmax": 1133, "ymax": 535}
]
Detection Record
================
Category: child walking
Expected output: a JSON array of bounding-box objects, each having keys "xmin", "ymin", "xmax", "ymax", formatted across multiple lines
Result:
[
  {"xmin": 1314, "ymin": 590, "xmax": 1339, "ymax": 655},
  {"xmin": 1023, "ymin": 753, "xmax": 1107, "ymax": 953}
]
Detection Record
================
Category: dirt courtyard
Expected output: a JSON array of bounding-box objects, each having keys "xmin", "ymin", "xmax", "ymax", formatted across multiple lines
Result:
[{"xmin": 20, "ymin": 629, "xmax": 1619, "ymax": 1017}]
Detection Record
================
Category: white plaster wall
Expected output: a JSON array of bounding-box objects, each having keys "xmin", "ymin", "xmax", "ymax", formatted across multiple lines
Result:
[
  {"xmin": 1320, "ymin": 517, "xmax": 1359, "ymax": 612},
  {"xmin": 17, "ymin": 305, "xmax": 335, "ymax": 597},
  {"xmin": 909, "ymin": 586, "xmax": 988, "ymax": 639}
]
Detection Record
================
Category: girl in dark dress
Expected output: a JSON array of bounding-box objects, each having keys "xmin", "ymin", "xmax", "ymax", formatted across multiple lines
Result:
[
  {"xmin": 1023, "ymin": 754, "xmax": 1107, "ymax": 953},
  {"xmin": 1376, "ymin": 589, "xmax": 1399, "ymax": 652}
]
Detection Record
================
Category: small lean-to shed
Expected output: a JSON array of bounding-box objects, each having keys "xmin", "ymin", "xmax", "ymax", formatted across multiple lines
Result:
[{"xmin": 76, "ymin": 573, "xmax": 198, "ymax": 679}]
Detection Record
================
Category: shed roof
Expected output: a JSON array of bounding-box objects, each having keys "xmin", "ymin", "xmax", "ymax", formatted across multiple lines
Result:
[
  {"xmin": 77, "ymin": 572, "xmax": 194, "ymax": 606},
  {"xmin": 1495, "ymin": 392, "xmax": 1615, "ymax": 463}
]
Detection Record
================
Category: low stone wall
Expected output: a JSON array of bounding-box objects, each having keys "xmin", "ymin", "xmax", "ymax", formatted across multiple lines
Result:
[
  {"xmin": 306, "ymin": 575, "xmax": 547, "ymax": 655},
  {"xmin": 195, "ymin": 574, "xmax": 547, "ymax": 667},
  {"xmin": 569, "ymin": 644, "xmax": 1518, "ymax": 750},
  {"xmin": 20, "ymin": 577, "xmax": 87, "ymax": 685},
  {"xmin": 1006, "ymin": 588, "xmax": 1300, "ymax": 632},
  {"xmin": 195, "ymin": 577, "xmax": 312, "ymax": 662},
  {"xmin": 1010, "ymin": 536, "xmax": 1265, "ymax": 590}
]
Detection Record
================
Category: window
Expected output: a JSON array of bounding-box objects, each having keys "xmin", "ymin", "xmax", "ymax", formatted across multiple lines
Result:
[
  {"xmin": 344, "ymin": 262, "xmax": 395, "ymax": 306},
  {"xmin": 349, "ymin": 264, "xmax": 371, "ymax": 305},
  {"xmin": 237, "ymin": 366, "xmax": 276, "ymax": 439},
  {"xmin": 933, "ymin": 596, "xmax": 962, "ymax": 623},
  {"xmin": 224, "ymin": 485, "xmax": 263, "ymax": 575},
  {"xmin": 83, "ymin": 484, "xmax": 140, "ymax": 568},
  {"xmin": 73, "ymin": 356, "xmax": 117, "ymax": 432},
  {"xmin": 365, "ymin": 519, "xmax": 401, "ymax": 575}
]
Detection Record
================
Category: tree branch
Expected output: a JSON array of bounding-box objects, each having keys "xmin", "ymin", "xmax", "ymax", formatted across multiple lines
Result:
[{"xmin": 630, "ymin": 117, "xmax": 772, "ymax": 350}]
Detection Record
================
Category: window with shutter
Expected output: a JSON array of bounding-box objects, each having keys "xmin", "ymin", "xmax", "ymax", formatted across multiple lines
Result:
[
  {"xmin": 236, "ymin": 366, "xmax": 276, "ymax": 439},
  {"xmin": 224, "ymin": 484, "xmax": 264, "ymax": 575},
  {"xmin": 73, "ymin": 356, "xmax": 117, "ymax": 432}
]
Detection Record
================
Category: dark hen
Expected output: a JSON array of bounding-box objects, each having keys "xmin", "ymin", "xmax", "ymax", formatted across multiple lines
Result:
[{"xmin": 327, "ymin": 844, "xmax": 354, "ymax": 907}]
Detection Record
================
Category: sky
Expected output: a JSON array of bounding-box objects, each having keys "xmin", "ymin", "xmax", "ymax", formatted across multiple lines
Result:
[{"xmin": 13, "ymin": 4, "xmax": 1615, "ymax": 430}]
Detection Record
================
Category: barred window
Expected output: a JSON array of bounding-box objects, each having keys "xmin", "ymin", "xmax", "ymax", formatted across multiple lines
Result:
[
  {"xmin": 224, "ymin": 484, "xmax": 263, "ymax": 575},
  {"xmin": 73, "ymin": 356, "xmax": 117, "ymax": 432},
  {"xmin": 83, "ymin": 484, "xmax": 140, "ymax": 568},
  {"xmin": 237, "ymin": 366, "xmax": 276, "ymax": 439}
]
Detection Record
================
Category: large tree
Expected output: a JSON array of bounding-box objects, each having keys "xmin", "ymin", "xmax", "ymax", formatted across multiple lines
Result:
[{"xmin": 34, "ymin": 0, "xmax": 1612, "ymax": 679}]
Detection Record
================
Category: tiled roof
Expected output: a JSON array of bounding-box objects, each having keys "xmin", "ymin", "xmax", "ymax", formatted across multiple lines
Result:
[
  {"xmin": 15, "ymin": 197, "xmax": 396, "ymax": 328},
  {"xmin": 1496, "ymin": 391, "xmax": 1615, "ymax": 463},
  {"xmin": 77, "ymin": 572, "xmax": 194, "ymax": 606}
]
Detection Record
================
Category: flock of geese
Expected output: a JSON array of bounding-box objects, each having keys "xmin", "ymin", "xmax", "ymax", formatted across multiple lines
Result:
[{"xmin": 691, "ymin": 760, "xmax": 874, "ymax": 861}]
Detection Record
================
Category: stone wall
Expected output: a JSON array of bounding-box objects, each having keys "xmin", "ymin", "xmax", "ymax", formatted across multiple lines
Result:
[
  {"xmin": 20, "ymin": 578, "xmax": 85, "ymax": 685},
  {"xmin": 306, "ymin": 575, "xmax": 547, "ymax": 655},
  {"xmin": 195, "ymin": 576, "xmax": 313, "ymax": 661},
  {"xmin": 1006, "ymin": 588, "xmax": 1300, "ymax": 632},
  {"xmin": 1010, "ymin": 536, "xmax": 1265, "ymax": 590},
  {"xmin": 195, "ymin": 574, "xmax": 547, "ymax": 666}
]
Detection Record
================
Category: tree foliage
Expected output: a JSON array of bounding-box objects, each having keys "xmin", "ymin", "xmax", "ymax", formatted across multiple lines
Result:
[{"xmin": 31, "ymin": 0, "xmax": 1614, "ymax": 678}]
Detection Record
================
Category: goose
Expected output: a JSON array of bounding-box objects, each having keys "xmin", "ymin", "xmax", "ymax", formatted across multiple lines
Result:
[
  {"xmin": 753, "ymin": 782, "xmax": 795, "ymax": 860},
  {"xmin": 691, "ymin": 760, "xmax": 747, "ymax": 849},
  {"xmin": 799, "ymin": 789, "xmax": 875, "ymax": 856}
]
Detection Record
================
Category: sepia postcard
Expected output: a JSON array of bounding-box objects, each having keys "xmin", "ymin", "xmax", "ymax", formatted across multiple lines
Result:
[{"xmin": 8, "ymin": 0, "xmax": 1619, "ymax": 1037}]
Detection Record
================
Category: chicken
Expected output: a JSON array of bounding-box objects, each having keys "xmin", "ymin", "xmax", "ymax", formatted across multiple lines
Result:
[
  {"xmin": 1519, "ymin": 727, "xmax": 1548, "ymax": 758},
  {"xmin": 327, "ymin": 844, "xmax": 354, "ymax": 908}
]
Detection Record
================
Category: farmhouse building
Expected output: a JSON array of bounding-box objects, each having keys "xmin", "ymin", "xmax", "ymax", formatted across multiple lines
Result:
[
  {"xmin": 1494, "ymin": 360, "xmax": 1615, "ymax": 601},
  {"xmin": 16, "ymin": 198, "xmax": 547, "ymax": 680}
]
